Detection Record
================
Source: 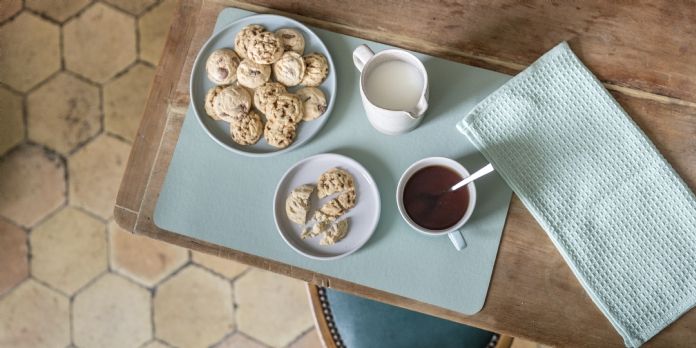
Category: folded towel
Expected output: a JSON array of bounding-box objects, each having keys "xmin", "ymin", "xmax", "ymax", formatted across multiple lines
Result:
[{"xmin": 457, "ymin": 42, "xmax": 696, "ymax": 347}]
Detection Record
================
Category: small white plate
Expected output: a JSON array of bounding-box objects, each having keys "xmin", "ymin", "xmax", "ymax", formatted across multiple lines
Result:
[
  {"xmin": 273, "ymin": 153, "xmax": 381, "ymax": 260},
  {"xmin": 190, "ymin": 14, "xmax": 337, "ymax": 157}
]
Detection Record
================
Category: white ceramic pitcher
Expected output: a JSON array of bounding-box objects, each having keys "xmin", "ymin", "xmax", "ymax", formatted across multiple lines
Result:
[{"xmin": 352, "ymin": 45, "xmax": 429, "ymax": 135}]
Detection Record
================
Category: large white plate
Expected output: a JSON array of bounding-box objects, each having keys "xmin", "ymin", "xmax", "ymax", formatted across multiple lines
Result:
[
  {"xmin": 273, "ymin": 153, "xmax": 381, "ymax": 260},
  {"xmin": 190, "ymin": 14, "xmax": 337, "ymax": 157}
]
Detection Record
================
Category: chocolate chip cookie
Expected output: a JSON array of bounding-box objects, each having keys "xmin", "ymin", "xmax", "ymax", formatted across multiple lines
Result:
[
  {"xmin": 236, "ymin": 59, "xmax": 271, "ymax": 89},
  {"xmin": 320, "ymin": 219, "xmax": 349, "ymax": 245},
  {"xmin": 234, "ymin": 24, "xmax": 265, "ymax": 59},
  {"xmin": 264, "ymin": 121, "xmax": 296, "ymax": 148},
  {"xmin": 295, "ymin": 87, "xmax": 327, "ymax": 121},
  {"xmin": 286, "ymin": 184, "xmax": 315, "ymax": 225},
  {"xmin": 204, "ymin": 86, "xmax": 224, "ymax": 120},
  {"xmin": 275, "ymin": 28, "xmax": 305, "ymax": 54},
  {"xmin": 253, "ymin": 82, "xmax": 286, "ymax": 114},
  {"xmin": 213, "ymin": 84, "xmax": 251, "ymax": 122},
  {"xmin": 230, "ymin": 110, "xmax": 263, "ymax": 145},
  {"xmin": 265, "ymin": 93, "xmax": 303, "ymax": 125},
  {"xmin": 317, "ymin": 167, "xmax": 355, "ymax": 198},
  {"xmin": 206, "ymin": 48, "xmax": 240, "ymax": 85},
  {"xmin": 247, "ymin": 31, "xmax": 284, "ymax": 65},
  {"xmin": 272, "ymin": 51, "xmax": 305, "ymax": 87},
  {"xmin": 301, "ymin": 52, "xmax": 329, "ymax": 86}
]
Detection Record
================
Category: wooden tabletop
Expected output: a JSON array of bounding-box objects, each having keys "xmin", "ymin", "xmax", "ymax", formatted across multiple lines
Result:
[{"xmin": 115, "ymin": 0, "xmax": 696, "ymax": 346}]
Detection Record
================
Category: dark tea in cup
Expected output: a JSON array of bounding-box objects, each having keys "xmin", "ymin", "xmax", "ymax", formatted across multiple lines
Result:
[{"xmin": 402, "ymin": 165, "xmax": 470, "ymax": 231}]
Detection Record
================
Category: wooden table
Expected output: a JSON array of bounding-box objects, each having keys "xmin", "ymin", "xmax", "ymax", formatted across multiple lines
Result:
[{"xmin": 115, "ymin": 1, "xmax": 696, "ymax": 346}]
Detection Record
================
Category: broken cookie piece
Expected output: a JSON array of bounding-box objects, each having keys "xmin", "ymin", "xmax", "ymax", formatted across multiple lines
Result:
[
  {"xmin": 317, "ymin": 167, "xmax": 355, "ymax": 198},
  {"xmin": 319, "ymin": 198, "xmax": 345, "ymax": 218},
  {"xmin": 302, "ymin": 211, "xmax": 334, "ymax": 239},
  {"xmin": 285, "ymin": 184, "xmax": 314, "ymax": 225},
  {"xmin": 320, "ymin": 219, "xmax": 349, "ymax": 245},
  {"xmin": 337, "ymin": 189, "xmax": 356, "ymax": 210}
]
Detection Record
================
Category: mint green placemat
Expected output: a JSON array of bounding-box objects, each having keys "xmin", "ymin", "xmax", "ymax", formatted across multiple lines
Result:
[
  {"xmin": 458, "ymin": 42, "xmax": 696, "ymax": 346},
  {"xmin": 154, "ymin": 8, "xmax": 512, "ymax": 314}
]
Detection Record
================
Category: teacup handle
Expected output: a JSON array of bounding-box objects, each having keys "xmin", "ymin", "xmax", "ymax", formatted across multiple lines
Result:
[
  {"xmin": 353, "ymin": 44, "xmax": 374, "ymax": 72},
  {"xmin": 448, "ymin": 230, "xmax": 467, "ymax": 251}
]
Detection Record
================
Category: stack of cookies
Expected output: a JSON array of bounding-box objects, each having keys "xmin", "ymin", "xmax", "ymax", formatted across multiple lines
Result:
[{"xmin": 203, "ymin": 24, "xmax": 330, "ymax": 148}]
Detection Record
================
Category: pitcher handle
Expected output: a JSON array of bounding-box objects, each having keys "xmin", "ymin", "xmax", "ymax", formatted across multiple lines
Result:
[{"xmin": 353, "ymin": 44, "xmax": 374, "ymax": 72}]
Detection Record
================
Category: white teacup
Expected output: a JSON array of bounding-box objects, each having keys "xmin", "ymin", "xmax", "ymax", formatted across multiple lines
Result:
[
  {"xmin": 396, "ymin": 157, "xmax": 477, "ymax": 250},
  {"xmin": 353, "ymin": 45, "xmax": 429, "ymax": 135}
]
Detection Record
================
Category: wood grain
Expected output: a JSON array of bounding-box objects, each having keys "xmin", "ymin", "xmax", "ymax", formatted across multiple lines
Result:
[
  {"xmin": 115, "ymin": 0, "xmax": 203, "ymax": 214},
  {"xmin": 115, "ymin": 0, "xmax": 696, "ymax": 346},
  {"xmin": 242, "ymin": 0, "xmax": 696, "ymax": 104},
  {"xmin": 307, "ymin": 285, "xmax": 339, "ymax": 348}
]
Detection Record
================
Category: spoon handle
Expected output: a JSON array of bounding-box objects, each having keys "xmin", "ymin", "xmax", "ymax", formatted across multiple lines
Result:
[{"xmin": 450, "ymin": 163, "xmax": 495, "ymax": 191}]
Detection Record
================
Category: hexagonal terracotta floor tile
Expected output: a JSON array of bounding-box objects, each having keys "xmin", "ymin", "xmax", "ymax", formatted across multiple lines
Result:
[
  {"xmin": 0, "ymin": 144, "xmax": 65, "ymax": 227},
  {"xmin": 0, "ymin": 85, "xmax": 24, "ymax": 156},
  {"xmin": 64, "ymin": 3, "xmax": 136, "ymax": 83},
  {"xmin": 0, "ymin": 12, "xmax": 60, "ymax": 92},
  {"xmin": 0, "ymin": 0, "xmax": 21, "ymax": 23},
  {"xmin": 105, "ymin": 0, "xmax": 157, "ymax": 15},
  {"xmin": 27, "ymin": 72, "xmax": 101, "ymax": 155},
  {"xmin": 215, "ymin": 333, "xmax": 268, "ymax": 348},
  {"xmin": 104, "ymin": 63, "xmax": 154, "ymax": 142},
  {"xmin": 109, "ymin": 221, "xmax": 188, "ymax": 287},
  {"xmin": 235, "ymin": 270, "xmax": 314, "ymax": 347},
  {"xmin": 73, "ymin": 273, "xmax": 152, "ymax": 348},
  {"xmin": 192, "ymin": 251, "xmax": 249, "ymax": 279},
  {"xmin": 138, "ymin": 0, "xmax": 177, "ymax": 65},
  {"xmin": 287, "ymin": 330, "xmax": 322, "ymax": 348},
  {"xmin": 30, "ymin": 207, "xmax": 107, "ymax": 294},
  {"xmin": 154, "ymin": 266, "xmax": 235, "ymax": 348},
  {"xmin": 26, "ymin": 0, "xmax": 91, "ymax": 22},
  {"xmin": 0, "ymin": 280, "xmax": 70, "ymax": 348},
  {"xmin": 69, "ymin": 135, "xmax": 130, "ymax": 219},
  {"xmin": 0, "ymin": 219, "xmax": 28, "ymax": 295}
]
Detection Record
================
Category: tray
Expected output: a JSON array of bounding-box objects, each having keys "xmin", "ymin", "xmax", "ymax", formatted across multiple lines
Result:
[{"xmin": 154, "ymin": 8, "xmax": 512, "ymax": 315}]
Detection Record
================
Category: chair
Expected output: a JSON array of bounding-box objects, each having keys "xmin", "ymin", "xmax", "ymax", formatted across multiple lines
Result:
[{"xmin": 307, "ymin": 285, "xmax": 512, "ymax": 348}]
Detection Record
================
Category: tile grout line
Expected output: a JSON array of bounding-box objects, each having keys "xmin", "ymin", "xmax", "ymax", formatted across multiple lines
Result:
[
  {"xmin": 69, "ymin": 293, "xmax": 75, "ymax": 346},
  {"xmin": 0, "ymin": 79, "xmax": 24, "ymax": 95},
  {"xmin": 23, "ymin": 68, "xmax": 62, "ymax": 96},
  {"xmin": 142, "ymin": 0, "xmax": 166, "ymax": 16},
  {"xmin": 105, "ymin": 218, "xmax": 113, "ymax": 273},
  {"xmin": 64, "ymin": 127, "xmax": 103, "ymax": 157},
  {"xmin": 70, "ymin": 204, "xmax": 109, "ymax": 224},
  {"xmin": 96, "ymin": 82, "xmax": 105, "ymax": 150},
  {"xmin": 149, "ymin": 258, "xmax": 193, "ymax": 289},
  {"xmin": 105, "ymin": 130, "xmax": 134, "ymax": 145},
  {"xmin": 207, "ymin": 325, "xmax": 235, "ymax": 348},
  {"xmin": 150, "ymin": 282, "xmax": 158, "ymax": 345},
  {"xmin": 22, "ymin": 8, "xmax": 62, "ymax": 26},
  {"xmin": 29, "ymin": 276, "xmax": 73, "ymax": 300},
  {"xmin": 57, "ymin": 0, "xmax": 95, "ymax": 24},
  {"xmin": 98, "ymin": 0, "xmax": 139, "ymax": 19},
  {"xmin": 0, "ymin": 4, "xmax": 23, "ymax": 26},
  {"xmin": 134, "ymin": 5, "xmax": 142, "ymax": 58},
  {"xmin": 59, "ymin": 17, "xmax": 65, "ymax": 70},
  {"xmin": 283, "ymin": 326, "xmax": 318, "ymax": 348}
]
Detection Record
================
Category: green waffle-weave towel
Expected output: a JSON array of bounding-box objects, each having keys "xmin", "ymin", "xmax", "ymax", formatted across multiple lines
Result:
[{"xmin": 457, "ymin": 42, "xmax": 696, "ymax": 347}]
